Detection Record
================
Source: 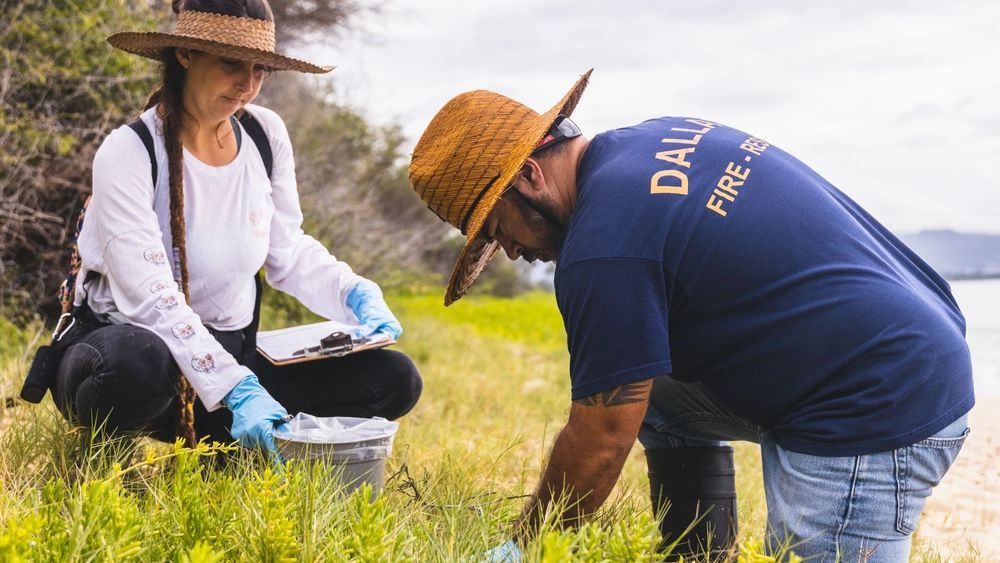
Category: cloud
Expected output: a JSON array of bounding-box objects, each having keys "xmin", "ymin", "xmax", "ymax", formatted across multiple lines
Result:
[{"xmin": 302, "ymin": 0, "xmax": 1000, "ymax": 234}]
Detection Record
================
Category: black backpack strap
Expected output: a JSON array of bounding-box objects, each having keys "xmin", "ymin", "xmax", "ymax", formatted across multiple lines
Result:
[
  {"xmin": 239, "ymin": 111, "xmax": 273, "ymax": 178},
  {"xmin": 128, "ymin": 113, "xmax": 270, "ymax": 181},
  {"xmin": 127, "ymin": 118, "xmax": 157, "ymax": 186},
  {"xmin": 238, "ymin": 113, "xmax": 269, "ymax": 367},
  {"xmin": 240, "ymin": 272, "xmax": 264, "ymax": 369},
  {"xmin": 230, "ymin": 115, "xmax": 242, "ymax": 150}
]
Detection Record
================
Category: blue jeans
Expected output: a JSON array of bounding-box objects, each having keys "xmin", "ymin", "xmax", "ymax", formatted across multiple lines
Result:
[{"xmin": 639, "ymin": 376, "xmax": 970, "ymax": 562}]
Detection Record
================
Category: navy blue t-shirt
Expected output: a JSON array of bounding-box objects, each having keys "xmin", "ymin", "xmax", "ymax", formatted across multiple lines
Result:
[{"xmin": 555, "ymin": 117, "xmax": 974, "ymax": 456}]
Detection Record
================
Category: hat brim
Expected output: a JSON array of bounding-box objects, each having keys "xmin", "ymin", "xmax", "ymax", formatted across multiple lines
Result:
[
  {"xmin": 107, "ymin": 32, "xmax": 334, "ymax": 74},
  {"xmin": 443, "ymin": 69, "xmax": 592, "ymax": 305}
]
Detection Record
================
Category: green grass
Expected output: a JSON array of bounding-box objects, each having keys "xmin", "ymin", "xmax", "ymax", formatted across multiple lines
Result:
[{"xmin": 0, "ymin": 293, "xmax": 979, "ymax": 561}]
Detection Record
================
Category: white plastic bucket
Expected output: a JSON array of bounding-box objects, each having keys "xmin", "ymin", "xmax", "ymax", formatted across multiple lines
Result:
[{"xmin": 273, "ymin": 414, "xmax": 399, "ymax": 494}]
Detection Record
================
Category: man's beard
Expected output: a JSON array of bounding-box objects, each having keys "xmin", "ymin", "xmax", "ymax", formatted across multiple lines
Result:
[{"xmin": 515, "ymin": 191, "xmax": 565, "ymax": 263}]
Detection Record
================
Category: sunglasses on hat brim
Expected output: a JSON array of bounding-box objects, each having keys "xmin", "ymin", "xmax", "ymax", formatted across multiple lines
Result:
[{"xmin": 531, "ymin": 115, "xmax": 582, "ymax": 156}]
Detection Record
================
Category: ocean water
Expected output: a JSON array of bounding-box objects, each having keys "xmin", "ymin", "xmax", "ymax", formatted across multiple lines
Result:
[{"xmin": 951, "ymin": 278, "xmax": 1000, "ymax": 397}]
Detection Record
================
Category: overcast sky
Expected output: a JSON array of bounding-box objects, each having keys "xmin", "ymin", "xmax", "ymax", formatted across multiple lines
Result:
[{"xmin": 299, "ymin": 0, "xmax": 1000, "ymax": 235}]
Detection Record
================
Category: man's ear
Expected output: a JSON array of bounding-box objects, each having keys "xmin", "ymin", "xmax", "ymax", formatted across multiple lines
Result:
[
  {"xmin": 175, "ymin": 48, "xmax": 192, "ymax": 69},
  {"xmin": 520, "ymin": 158, "xmax": 545, "ymax": 193}
]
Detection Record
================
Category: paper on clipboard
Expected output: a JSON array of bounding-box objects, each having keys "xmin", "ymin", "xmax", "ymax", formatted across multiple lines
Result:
[{"xmin": 257, "ymin": 320, "xmax": 393, "ymax": 365}]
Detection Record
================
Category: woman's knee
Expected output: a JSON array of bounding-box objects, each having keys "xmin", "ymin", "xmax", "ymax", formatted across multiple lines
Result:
[
  {"xmin": 57, "ymin": 324, "xmax": 177, "ymax": 430},
  {"xmin": 84, "ymin": 325, "xmax": 174, "ymax": 386},
  {"xmin": 377, "ymin": 350, "xmax": 422, "ymax": 419}
]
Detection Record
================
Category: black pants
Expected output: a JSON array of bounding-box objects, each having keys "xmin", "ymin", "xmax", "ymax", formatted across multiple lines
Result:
[{"xmin": 51, "ymin": 322, "xmax": 422, "ymax": 444}]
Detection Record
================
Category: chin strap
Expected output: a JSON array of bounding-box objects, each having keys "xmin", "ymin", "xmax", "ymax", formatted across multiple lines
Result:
[{"xmin": 646, "ymin": 445, "xmax": 739, "ymax": 560}]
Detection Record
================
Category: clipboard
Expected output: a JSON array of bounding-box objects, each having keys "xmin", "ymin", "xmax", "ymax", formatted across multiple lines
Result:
[{"xmin": 257, "ymin": 320, "xmax": 395, "ymax": 366}]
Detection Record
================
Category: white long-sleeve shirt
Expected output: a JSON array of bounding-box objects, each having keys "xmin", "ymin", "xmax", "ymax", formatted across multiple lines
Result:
[{"xmin": 76, "ymin": 104, "xmax": 364, "ymax": 411}]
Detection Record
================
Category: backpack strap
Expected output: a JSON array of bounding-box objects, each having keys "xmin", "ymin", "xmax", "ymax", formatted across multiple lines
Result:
[
  {"xmin": 231, "ymin": 115, "xmax": 242, "ymax": 150},
  {"xmin": 236, "ymin": 111, "xmax": 269, "ymax": 362},
  {"xmin": 126, "ymin": 112, "xmax": 271, "ymax": 181},
  {"xmin": 239, "ymin": 110, "xmax": 273, "ymax": 178},
  {"xmin": 127, "ymin": 118, "xmax": 157, "ymax": 186}
]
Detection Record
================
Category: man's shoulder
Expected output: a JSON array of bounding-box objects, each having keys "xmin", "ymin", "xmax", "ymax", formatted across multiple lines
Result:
[{"xmin": 580, "ymin": 116, "xmax": 728, "ymax": 187}]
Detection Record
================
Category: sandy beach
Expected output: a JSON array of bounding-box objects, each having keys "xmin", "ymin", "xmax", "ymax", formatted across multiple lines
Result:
[{"xmin": 919, "ymin": 394, "xmax": 1000, "ymax": 559}]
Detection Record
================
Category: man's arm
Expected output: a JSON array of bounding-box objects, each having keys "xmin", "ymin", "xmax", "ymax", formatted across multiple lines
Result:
[{"xmin": 513, "ymin": 378, "xmax": 653, "ymax": 541}]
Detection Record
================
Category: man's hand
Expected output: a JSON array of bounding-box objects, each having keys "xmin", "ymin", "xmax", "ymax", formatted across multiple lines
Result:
[
  {"xmin": 514, "ymin": 378, "xmax": 653, "ymax": 541},
  {"xmin": 484, "ymin": 539, "xmax": 522, "ymax": 562}
]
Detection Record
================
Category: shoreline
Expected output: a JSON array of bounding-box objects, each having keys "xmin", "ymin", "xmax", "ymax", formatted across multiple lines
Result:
[{"xmin": 918, "ymin": 393, "xmax": 1000, "ymax": 558}]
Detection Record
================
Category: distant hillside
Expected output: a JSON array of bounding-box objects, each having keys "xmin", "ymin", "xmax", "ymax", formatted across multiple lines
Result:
[{"xmin": 900, "ymin": 230, "xmax": 1000, "ymax": 279}]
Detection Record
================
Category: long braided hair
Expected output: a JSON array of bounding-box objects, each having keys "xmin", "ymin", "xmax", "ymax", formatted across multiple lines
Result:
[{"xmin": 142, "ymin": 0, "xmax": 274, "ymax": 447}]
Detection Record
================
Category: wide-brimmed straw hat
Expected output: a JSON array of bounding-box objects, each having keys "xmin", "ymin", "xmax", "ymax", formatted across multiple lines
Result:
[
  {"xmin": 108, "ymin": 10, "xmax": 332, "ymax": 74},
  {"xmin": 409, "ymin": 69, "xmax": 592, "ymax": 305}
]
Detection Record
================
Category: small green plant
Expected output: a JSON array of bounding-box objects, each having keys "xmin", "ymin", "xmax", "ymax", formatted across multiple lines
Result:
[
  {"xmin": 334, "ymin": 484, "xmax": 412, "ymax": 561},
  {"xmin": 0, "ymin": 510, "xmax": 43, "ymax": 563},
  {"xmin": 0, "ymin": 294, "xmax": 984, "ymax": 561},
  {"xmin": 238, "ymin": 467, "xmax": 302, "ymax": 562},
  {"xmin": 180, "ymin": 541, "xmax": 224, "ymax": 563},
  {"xmin": 737, "ymin": 537, "xmax": 803, "ymax": 563}
]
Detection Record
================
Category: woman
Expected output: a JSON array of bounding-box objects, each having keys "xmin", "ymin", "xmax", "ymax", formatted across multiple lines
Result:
[{"xmin": 51, "ymin": 0, "xmax": 421, "ymax": 453}]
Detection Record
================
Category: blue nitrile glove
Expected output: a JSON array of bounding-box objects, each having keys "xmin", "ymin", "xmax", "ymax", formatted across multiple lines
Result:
[
  {"xmin": 345, "ymin": 279, "xmax": 403, "ymax": 340},
  {"xmin": 224, "ymin": 374, "xmax": 288, "ymax": 454},
  {"xmin": 484, "ymin": 540, "xmax": 522, "ymax": 563}
]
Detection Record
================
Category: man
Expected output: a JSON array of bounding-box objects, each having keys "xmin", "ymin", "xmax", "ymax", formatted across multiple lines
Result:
[{"xmin": 408, "ymin": 70, "xmax": 974, "ymax": 562}]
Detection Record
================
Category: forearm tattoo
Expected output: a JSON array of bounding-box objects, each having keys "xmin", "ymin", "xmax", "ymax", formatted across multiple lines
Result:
[{"xmin": 573, "ymin": 380, "xmax": 651, "ymax": 407}]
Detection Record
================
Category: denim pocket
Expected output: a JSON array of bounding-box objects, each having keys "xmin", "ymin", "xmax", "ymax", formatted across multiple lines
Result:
[
  {"xmin": 641, "ymin": 378, "xmax": 763, "ymax": 448},
  {"xmin": 895, "ymin": 422, "xmax": 970, "ymax": 534}
]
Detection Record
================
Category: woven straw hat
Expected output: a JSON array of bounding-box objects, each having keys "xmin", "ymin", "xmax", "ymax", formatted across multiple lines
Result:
[
  {"xmin": 108, "ymin": 10, "xmax": 332, "ymax": 74},
  {"xmin": 409, "ymin": 69, "xmax": 592, "ymax": 305}
]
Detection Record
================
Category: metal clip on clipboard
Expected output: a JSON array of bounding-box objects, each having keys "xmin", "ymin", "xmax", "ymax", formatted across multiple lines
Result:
[{"xmin": 291, "ymin": 331, "xmax": 356, "ymax": 358}]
